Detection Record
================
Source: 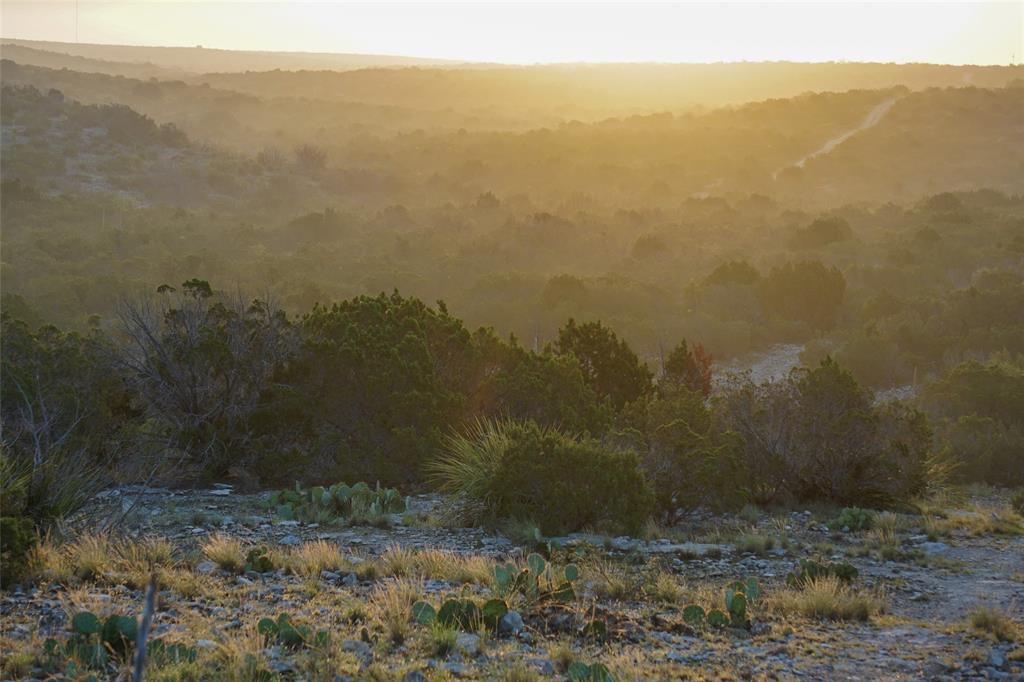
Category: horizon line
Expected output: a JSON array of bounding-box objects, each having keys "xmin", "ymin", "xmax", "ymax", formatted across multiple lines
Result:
[{"xmin": 1, "ymin": 36, "xmax": 1019, "ymax": 69}]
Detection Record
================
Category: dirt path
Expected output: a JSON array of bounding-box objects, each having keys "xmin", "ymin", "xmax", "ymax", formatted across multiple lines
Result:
[{"xmin": 774, "ymin": 97, "xmax": 900, "ymax": 178}]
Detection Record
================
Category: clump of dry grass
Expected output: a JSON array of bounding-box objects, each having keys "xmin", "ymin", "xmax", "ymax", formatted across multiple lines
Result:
[
  {"xmin": 969, "ymin": 607, "xmax": 1020, "ymax": 642},
  {"xmin": 643, "ymin": 571, "xmax": 685, "ymax": 604},
  {"xmin": 118, "ymin": 536, "xmax": 177, "ymax": 569},
  {"xmin": 867, "ymin": 512, "xmax": 901, "ymax": 547},
  {"xmin": 210, "ymin": 623, "xmax": 273, "ymax": 682},
  {"xmin": 935, "ymin": 508, "xmax": 1023, "ymax": 537},
  {"xmin": 24, "ymin": 534, "xmax": 72, "ymax": 583},
  {"xmin": 379, "ymin": 544, "xmax": 493, "ymax": 585},
  {"xmin": 380, "ymin": 544, "xmax": 416, "ymax": 577},
  {"xmin": 368, "ymin": 578, "xmax": 421, "ymax": 645},
  {"xmin": 588, "ymin": 559, "xmax": 642, "ymax": 601},
  {"xmin": 201, "ymin": 533, "xmax": 247, "ymax": 574},
  {"xmin": 284, "ymin": 540, "xmax": 347, "ymax": 577},
  {"xmin": 734, "ymin": 533, "xmax": 778, "ymax": 556},
  {"xmin": 547, "ymin": 641, "xmax": 576, "ymax": 673},
  {"xmin": 27, "ymin": 533, "xmax": 179, "ymax": 587},
  {"xmin": 499, "ymin": 662, "xmax": 542, "ymax": 681},
  {"xmin": 767, "ymin": 575, "xmax": 885, "ymax": 622},
  {"xmin": 0, "ymin": 638, "xmax": 36, "ymax": 679},
  {"xmin": 69, "ymin": 533, "xmax": 116, "ymax": 580}
]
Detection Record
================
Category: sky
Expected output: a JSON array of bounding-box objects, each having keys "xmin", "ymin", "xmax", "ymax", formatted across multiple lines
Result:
[{"xmin": 1, "ymin": 1, "xmax": 1021, "ymax": 65}]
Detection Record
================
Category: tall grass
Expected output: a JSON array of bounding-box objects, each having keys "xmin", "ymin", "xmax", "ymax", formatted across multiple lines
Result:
[{"xmin": 767, "ymin": 575, "xmax": 885, "ymax": 621}]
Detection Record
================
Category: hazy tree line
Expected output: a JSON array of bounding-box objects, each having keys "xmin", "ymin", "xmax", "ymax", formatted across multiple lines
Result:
[{"xmin": 4, "ymin": 278, "xmax": 1020, "ymax": 543}]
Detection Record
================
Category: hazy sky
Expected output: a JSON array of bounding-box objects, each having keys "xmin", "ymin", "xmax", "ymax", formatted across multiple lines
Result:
[{"xmin": 2, "ymin": 1, "xmax": 1021, "ymax": 65}]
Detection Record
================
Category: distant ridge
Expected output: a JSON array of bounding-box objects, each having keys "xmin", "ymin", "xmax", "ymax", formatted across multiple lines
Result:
[{"xmin": 0, "ymin": 38, "xmax": 464, "ymax": 74}]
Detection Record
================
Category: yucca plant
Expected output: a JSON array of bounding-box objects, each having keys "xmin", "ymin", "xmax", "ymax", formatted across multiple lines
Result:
[{"xmin": 427, "ymin": 418, "xmax": 539, "ymax": 521}]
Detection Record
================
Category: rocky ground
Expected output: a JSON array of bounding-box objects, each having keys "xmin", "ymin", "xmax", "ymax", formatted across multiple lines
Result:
[{"xmin": 1, "ymin": 486, "xmax": 1022, "ymax": 681}]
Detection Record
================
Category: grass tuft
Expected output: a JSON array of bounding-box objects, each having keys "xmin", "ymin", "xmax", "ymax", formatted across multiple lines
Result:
[
  {"xmin": 285, "ymin": 539, "xmax": 346, "ymax": 577},
  {"xmin": 369, "ymin": 578, "xmax": 420, "ymax": 645},
  {"xmin": 767, "ymin": 575, "xmax": 885, "ymax": 621},
  {"xmin": 201, "ymin": 533, "xmax": 247, "ymax": 573},
  {"xmin": 968, "ymin": 607, "xmax": 1020, "ymax": 642}
]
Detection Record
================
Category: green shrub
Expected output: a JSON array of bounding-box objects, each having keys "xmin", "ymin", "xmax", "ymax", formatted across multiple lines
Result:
[
  {"xmin": 0, "ymin": 516, "xmax": 36, "ymax": 587},
  {"xmin": 924, "ymin": 359, "xmax": 1024, "ymax": 486},
  {"xmin": 430, "ymin": 419, "xmax": 654, "ymax": 535},
  {"xmin": 935, "ymin": 415, "xmax": 1024, "ymax": 485},
  {"xmin": 719, "ymin": 357, "xmax": 933, "ymax": 506},
  {"xmin": 616, "ymin": 387, "xmax": 743, "ymax": 512}
]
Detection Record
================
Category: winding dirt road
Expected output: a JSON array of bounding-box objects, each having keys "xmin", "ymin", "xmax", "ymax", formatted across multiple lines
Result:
[{"xmin": 775, "ymin": 96, "xmax": 900, "ymax": 178}]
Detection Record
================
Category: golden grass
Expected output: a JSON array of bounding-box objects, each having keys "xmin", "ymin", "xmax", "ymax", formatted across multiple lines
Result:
[
  {"xmin": 867, "ymin": 512, "xmax": 900, "ymax": 547},
  {"xmin": 284, "ymin": 539, "xmax": 347, "ymax": 577},
  {"xmin": 0, "ymin": 638, "xmax": 35, "ymax": 679},
  {"xmin": 643, "ymin": 571, "xmax": 686, "ymax": 604},
  {"xmin": 24, "ymin": 534, "xmax": 72, "ymax": 583},
  {"xmin": 766, "ymin": 575, "xmax": 885, "ymax": 622},
  {"xmin": 201, "ymin": 533, "xmax": 247, "ymax": 573},
  {"xmin": 499, "ymin": 663, "xmax": 542, "ymax": 681},
  {"xmin": 69, "ymin": 533, "xmax": 116, "ymax": 580},
  {"xmin": 26, "ymin": 533, "xmax": 179, "ymax": 586},
  {"xmin": 968, "ymin": 607, "xmax": 1021, "ymax": 642},
  {"xmin": 156, "ymin": 567, "xmax": 216, "ymax": 599},
  {"xmin": 379, "ymin": 544, "xmax": 493, "ymax": 585},
  {"xmin": 425, "ymin": 622, "xmax": 459, "ymax": 657},
  {"xmin": 933, "ymin": 508, "xmax": 1023, "ymax": 537},
  {"xmin": 547, "ymin": 641, "xmax": 576, "ymax": 673},
  {"xmin": 118, "ymin": 535, "xmax": 177, "ymax": 569},
  {"xmin": 588, "ymin": 559, "xmax": 641, "ymax": 601},
  {"xmin": 734, "ymin": 533, "xmax": 777, "ymax": 556},
  {"xmin": 211, "ymin": 624, "xmax": 273, "ymax": 682},
  {"xmin": 368, "ymin": 578, "xmax": 421, "ymax": 645}
]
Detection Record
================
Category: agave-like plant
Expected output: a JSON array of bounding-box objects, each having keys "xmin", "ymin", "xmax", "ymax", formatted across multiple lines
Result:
[{"xmin": 427, "ymin": 417, "xmax": 543, "ymax": 520}]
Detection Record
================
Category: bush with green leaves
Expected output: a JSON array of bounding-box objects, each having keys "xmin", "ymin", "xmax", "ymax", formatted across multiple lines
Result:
[
  {"xmin": 719, "ymin": 357, "xmax": 934, "ymax": 506},
  {"xmin": 616, "ymin": 387, "xmax": 743, "ymax": 512},
  {"xmin": 263, "ymin": 293, "xmax": 479, "ymax": 486},
  {"xmin": 430, "ymin": 419, "xmax": 654, "ymax": 535},
  {"xmin": 116, "ymin": 282, "xmax": 296, "ymax": 481},
  {"xmin": 923, "ymin": 358, "xmax": 1024, "ymax": 486},
  {"xmin": 760, "ymin": 260, "xmax": 846, "ymax": 330},
  {"xmin": 0, "ymin": 514, "xmax": 35, "ymax": 588},
  {"xmin": 267, "ymin": 481, "xmax": 406, "ymax": 523},
  {"xmin": 661, "ymin": 338, "xmax": 714, "ymax": 397}
]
